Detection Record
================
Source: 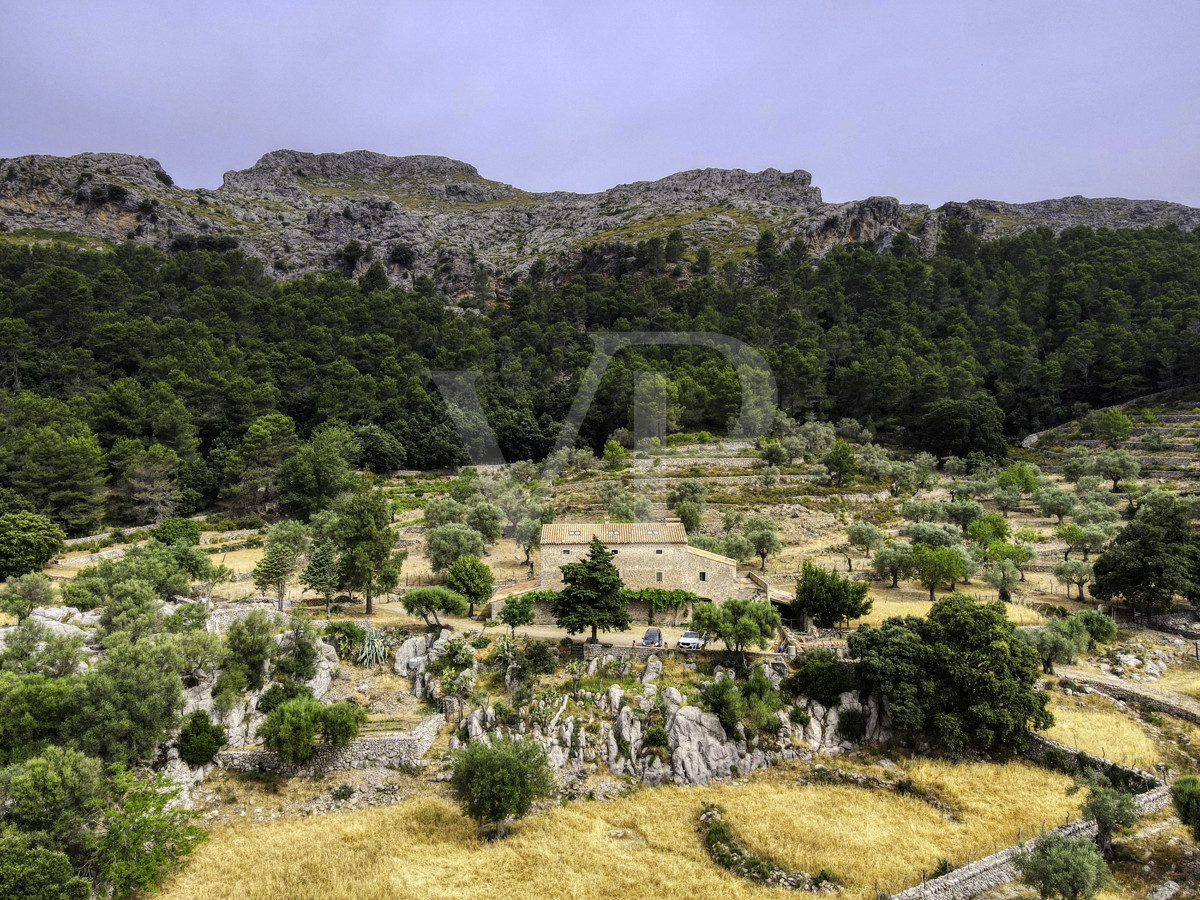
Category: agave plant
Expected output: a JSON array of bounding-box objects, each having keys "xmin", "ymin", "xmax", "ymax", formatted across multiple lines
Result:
[{"xmin": 356, "ymin": 628, "xmax": 391, "ymax": 668}]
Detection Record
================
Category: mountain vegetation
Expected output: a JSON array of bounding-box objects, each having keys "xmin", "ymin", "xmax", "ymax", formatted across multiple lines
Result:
[{"xmin": 0, "ymin": 223, "xmax": 1198, "ymax": 537}]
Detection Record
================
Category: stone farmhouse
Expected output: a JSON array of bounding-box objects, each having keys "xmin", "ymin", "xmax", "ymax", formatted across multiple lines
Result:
[{"xmin": 538, "ymin": 521, "xmax": 740, "ymax": 600}]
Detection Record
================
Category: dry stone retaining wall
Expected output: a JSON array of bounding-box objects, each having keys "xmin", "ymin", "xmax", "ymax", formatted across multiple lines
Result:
[
  {"xmin": 890, "ymin": 781, "xmax": 1169, "ymax": 900},
  {"xmin": 216, "ymin": 715, "xmax": 442, "ymax": 776},
  {"xmin": 1070, "ymin": 677, "xmax": 1200, "ymax": 726}
]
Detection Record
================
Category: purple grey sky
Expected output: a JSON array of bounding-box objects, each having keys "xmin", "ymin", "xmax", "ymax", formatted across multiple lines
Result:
[{"xmin": 2, "ymin": 1, "xmax": 1198, "ymax": 206}]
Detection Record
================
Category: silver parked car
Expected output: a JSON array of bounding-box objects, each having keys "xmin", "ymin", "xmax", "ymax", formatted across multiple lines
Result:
[{"xmin": 677, "ymin": 630, "xmax": 706, "ymax": 650}]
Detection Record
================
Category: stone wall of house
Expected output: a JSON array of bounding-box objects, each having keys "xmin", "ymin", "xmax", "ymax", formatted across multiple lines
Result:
[
  {"xmin": 216, "ymin": 715, "xmax": 442, "ymax": 776},
  {"xmin": 539, "ymin": 542, "xmax": 739, "ymax": 598}
]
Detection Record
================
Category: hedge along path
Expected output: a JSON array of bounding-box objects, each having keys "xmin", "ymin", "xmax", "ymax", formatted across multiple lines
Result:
[{"xmin": 158, "ymin": 758, "xmax": 1078, "ymax": 900}]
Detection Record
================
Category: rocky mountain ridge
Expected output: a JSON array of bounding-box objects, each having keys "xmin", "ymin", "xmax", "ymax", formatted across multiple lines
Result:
[{"xmin": 2, "ymin": 148, "xmax": 1198, "ymax": 293}]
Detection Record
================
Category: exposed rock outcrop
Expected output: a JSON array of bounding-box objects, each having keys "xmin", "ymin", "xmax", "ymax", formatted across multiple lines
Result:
[{"xmin": 3, "ymin": 149, "xmax": 1193, "ymax": 296}]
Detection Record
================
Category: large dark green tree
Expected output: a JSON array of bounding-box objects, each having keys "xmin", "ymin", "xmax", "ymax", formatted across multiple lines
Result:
[
  {"xmin": 1092, "ymin": 492, "xmax": 1200, "ymax": 615},
  {"xmin": 328, "ymin": 479, "xmax": 406, "ymax": 615},
  {"xmin": 794, "ymin": 560, "xmax": 872, "ymax": 628},
  {"xmin": 445, "ymin": 555, "xmax": 494, "ymax": 618},
  {"xmin": 848, "ymin": 592, "xmax": 1052, "ymax": 752},
  {"xmin": 0, "ymin": 512, "xmax": 65, "ymax": 581}
]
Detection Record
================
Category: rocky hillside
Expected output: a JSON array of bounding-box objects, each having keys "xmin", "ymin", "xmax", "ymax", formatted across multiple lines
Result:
[{"xmin": 2, "ymin": 148, "xmax": 1198, "ymax": 293}]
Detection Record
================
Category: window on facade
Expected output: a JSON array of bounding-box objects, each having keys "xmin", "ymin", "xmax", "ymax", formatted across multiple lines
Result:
[
  {"xmin": 700, "ymin": 572, "xmax": 707, "ymax": 582},
  {"xmin": 568, "ymin": 530, "xmax": 581, "ymax": 536},
  {"xmin": 656, "ymin": 572, "xmax": 663, "ymax": 582},
  {"xmin": 655, "ymin": 549, "xmax": 663, "ymax": 555},
  {"xmin": 562, "ymin": 549, "xmax": 570, "ymax": 555}
]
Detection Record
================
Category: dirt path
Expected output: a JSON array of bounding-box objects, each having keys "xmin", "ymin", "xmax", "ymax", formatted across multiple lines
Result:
[{"xmin": 367, "ymin": 605, "xmax": 697, "ymax": 648}]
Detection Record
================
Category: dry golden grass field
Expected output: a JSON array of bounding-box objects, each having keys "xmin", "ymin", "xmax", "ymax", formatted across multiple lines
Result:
[
  {"xmin": 848, "ymin": 590, "xmax": 1046, "ymax": 629},
  {"xmin": 158, "ymin": 758, "xmax": 1077, "ymax": 900},
  {"xmin": 1044, "ymin": 692, "xmax": 1164, "ymax": 769}
]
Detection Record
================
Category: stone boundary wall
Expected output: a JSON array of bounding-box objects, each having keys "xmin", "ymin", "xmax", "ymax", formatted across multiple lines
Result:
[
  {"xmin": 1022, "ymin": 733, "xmax": 1162, "ymax": 790},
  {"xmin": 216, "ymin": 715, "xmax": 442, "ymax": 776},
  {"xmin": 890, "ymin": 783, "xmax": 1169, "ymax": 900},
  {"xmin": 1069, "ymin": 677, "xmax": 1200, "ymax": 726},
  {"xmin": 577, "ymin": 642, "xmax": 786, "ymax": 664},
  {"xmin": 57, "ymin": 547, "xmax": 127, "ymax": 566}
]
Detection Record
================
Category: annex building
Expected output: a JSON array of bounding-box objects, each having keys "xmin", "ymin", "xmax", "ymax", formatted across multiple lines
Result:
[{"xmin": 538, "ymin": 521, "xmax": 740, "ymax": 600}]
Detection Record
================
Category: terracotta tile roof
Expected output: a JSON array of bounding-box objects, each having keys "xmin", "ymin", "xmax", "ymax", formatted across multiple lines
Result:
[{"xmin": 540, "ymin": 522, "xmax": 687, "ymax": 545}]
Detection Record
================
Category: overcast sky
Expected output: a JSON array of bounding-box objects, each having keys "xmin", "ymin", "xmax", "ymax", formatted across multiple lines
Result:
[{"xmin": 2, "ymin": 1, "xmax": 1197, "ymax": 206}]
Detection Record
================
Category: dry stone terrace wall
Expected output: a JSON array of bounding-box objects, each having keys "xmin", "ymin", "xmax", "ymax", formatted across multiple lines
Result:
[
  {"xmin": 1070, "ymin": 676, "xmax": 1200, "ymax": 726},
  {"xmin": 888, "ymin": 788, "xmax": 1169, "ymax": 900},
  {"xmin": 890, "ymin": 736, "xmax": 1167, "ymax": 900},
  {"xmin": 216, "ymin": 715, "xmax": 442, "ymax": 776}
]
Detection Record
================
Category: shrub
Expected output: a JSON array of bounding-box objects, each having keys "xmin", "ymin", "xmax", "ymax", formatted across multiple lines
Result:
[
  {"xmin": 1043, "ymin": 747, "xmax": 1074, "ymax": 775},
  {"xmin": 331, "ymin": 784, "xmax": 354, "ymax": 802},
  {"xmin": 449, "ymin": 736, "xmax": 554, "ymax": 837},
  {"xmin": 323, "ymin": 620, "xmax": 367, "ymax": 655},
  {"xmin": 518, "ymin": 639, "xmax": 559, "ymax": 677},
  {"xmin": 1171, "ymin": 775, "xmax": 1200, "ymax": 842},
  {"xmin": 178, "ymin": 711, "xmax": 227, "ymax": 765},
  {"xmin": 0, "ymin": 827, "xmax": 90, "ymax": 900},
  {"xmin": 0, "ymin": 747, "xmax": 104, "ymax": 864},
  {"xmin": 94, "ymin": 765, "xmax": 206, "ymax": 899},
  {"xmin": 274, "ymin": 615, "xmax": 319, "ymax": 683},
  {"xmin": 319, "ymin": 702, "xmax": 367, "ymax": 745},
  {"xmin": 470, "ymin": 634, "xmax": 491, "ymax": 650},
  {"xmin": 837, "ymin": 707, "xmax": 867, "ymax": 742},
  {"xmin": 152, "ymin": 518, "xmax": 202, "ymax": 546},
  {"xmin": 704, "ymin": 678, "xmax": 745, "ymax": 738},
  {"xmin": 644, "ymin": 724, "xmax": 669, "ymax": 749},
  {"xmin": 257, "ymin": 696, "xmax": 325, "ymax": 764},
  {"xmin": 256, "ymin": 680, "xmax": 314, "ymax": 714},
  {"xmin": 746, "ymin": 699, "xmax": 781, "ymax": 735},
  {"xmin": 782, "ymin": 649, "xmax": 850, "ymax": 707},
  {"xmin": 1014, "ymin": 832, "xmax": 1111, "ymax": 900},
  {"xmin": 225, "ymin": 609, "xmax": 275, "ymax": 690}
]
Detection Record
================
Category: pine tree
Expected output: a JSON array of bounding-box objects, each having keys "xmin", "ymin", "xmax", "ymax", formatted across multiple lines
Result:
[
  {"xmin": 446, "ymin": 555, "xmax": 494, "ymax": 618},
  {"xmin": 552, "ymin": 537, "xmax": 628, "ymax": 642},
  {"xmin": 253, "ymin": 542, "xmax": 296, "ymax": 611},
  {"xmin": 332, "ymin": 479, "xmax": 405, "ymax": 615},
  {"xmin": 301, "ymin": 539, "xmax": 342, "ymax": 619}
]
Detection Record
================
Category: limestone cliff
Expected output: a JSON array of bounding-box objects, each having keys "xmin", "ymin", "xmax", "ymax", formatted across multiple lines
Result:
[{"xmin": 1, "ymin": 149, "xmax": 1196, "ymax": 294}]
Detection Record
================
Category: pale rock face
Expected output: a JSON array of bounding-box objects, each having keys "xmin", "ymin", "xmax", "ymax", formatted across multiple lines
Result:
[
  {"xmin": 393, "ymin": 635, "xmax": 431, "ymax": 674},
  {"xmin": 660, "ymin": 686, "xmax": 684, "ymax": 717},
  {"xmin": 7, "ymin": 150, "xmax": 1185, "ymax": 297},
  {"xmin": 30, "ymin": 605, "xmax": 80, "ymax": 622},
  {"xmin": 606, "ymin": 684, "xmax": 624, "ymax": 712},
  {"xmin": 641, "ymin": 656, "xmax": 662, "ymax": 684},
  {"xmin": 39, "ymin": 619, "xmax": 88, "ymax": 640},
  {"xmin": 666, "ymin": 705, "xmax": 741, "ymax": 785}
]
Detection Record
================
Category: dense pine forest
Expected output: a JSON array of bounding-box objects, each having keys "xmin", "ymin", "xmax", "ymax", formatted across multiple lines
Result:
[{"xmin": 1, "ymin": 222, "xmax": 1199, "ymax": 534}]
